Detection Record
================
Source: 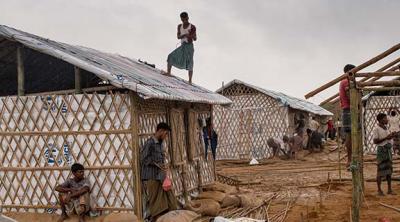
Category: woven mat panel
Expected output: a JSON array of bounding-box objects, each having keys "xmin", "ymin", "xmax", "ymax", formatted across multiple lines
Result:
[
  {"xmin": 364, "ymin": 96, "xmax": 400, "ymax": 153},
  {"xmin": 0, "ymin": 93, "xmax": 130, "ymax": 132},
  {"xmin": 214, "ymin": 93, "xmax": 289, "ymax": 160},
  {"xmin": 169, "ymin": 109, "xmax": 186, "ymax": 166},
  {"xmin": 220, "ymin": 83, "xmax": 258, "ymax": 96},
  {"xmin": 198, "ymin": 157, "xmax": 215, "ymax": 185},
  {"xmin": 0, "ymin": 92, "xmax": 134, "ymax": 213}
]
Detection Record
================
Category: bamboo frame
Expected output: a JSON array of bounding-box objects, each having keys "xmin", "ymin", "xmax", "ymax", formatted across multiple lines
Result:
[
  {"xmin": 305, "ymin": 43, "xmax": 400, "ymax": 99},
  {"xmin": 319, "ymin": 58, "xmax": 400, "ymax": 105},
  {"xmin": 306, "ymin": 43, "xmax": 400, "ymax": 222},
  {"xmin": 129, "ymin": 92, "xmax": 142, "ymax": 220}
]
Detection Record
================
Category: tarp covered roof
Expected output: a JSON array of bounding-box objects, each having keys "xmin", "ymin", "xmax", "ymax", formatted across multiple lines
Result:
[
  {"xmin": 217, "ymin": 79, "xmax": 333, "ymax": 116},
  {"xmin": 0, "ymin": 25, "xmax": 231, "ymax": 105}
]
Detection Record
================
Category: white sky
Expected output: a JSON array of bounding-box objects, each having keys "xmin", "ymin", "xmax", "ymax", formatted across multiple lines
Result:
[{"xmin": 1, "ymin": 0, "xmax": 400, "ymax": 104}]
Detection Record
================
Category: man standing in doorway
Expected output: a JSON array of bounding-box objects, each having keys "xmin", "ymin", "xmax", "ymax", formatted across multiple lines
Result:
[
  {"xmin": 165, "ymin": 12, "xmax": 197, "ymax": 84},
  {"xmin": 140, "ymin": 122, "xmax": 178, "ymax": 221},
  {"xmin": 340, "ymin": 64, "xmax": 356, "ymax": 169}
]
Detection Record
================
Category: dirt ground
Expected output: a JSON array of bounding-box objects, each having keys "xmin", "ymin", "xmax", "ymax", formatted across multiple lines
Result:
[
  {"xmin": 4, "ymin": 141, "xmax": 400, "ymax": 222},
  {"xmin": 217, "ymin": 140, "xmax": 400, "ymax": 222}
]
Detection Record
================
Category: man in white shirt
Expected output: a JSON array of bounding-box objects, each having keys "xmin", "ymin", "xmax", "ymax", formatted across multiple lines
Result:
[
  {"xmin": 309, "ymin": 117, "xmax": 320, "ymax": 132},
  {"xmin": 388, "ymin": 110, "xmax": 400, "ymax": 155}
]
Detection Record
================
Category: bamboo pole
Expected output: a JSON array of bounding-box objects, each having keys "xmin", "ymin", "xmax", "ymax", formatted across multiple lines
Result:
[
  {"xmin": 358, "ymin": 80, "xmax": 400, "ymax": 87},
  {"xmin": 0, "ymin": 204, "xmax": 134, "ymax": 211},
  {"xmin": 0, "ymin": 129, "xmax": 131, "ymax": 136},
  {"xmin": 0, "ymin": 165, "xmax": 131, "ymax": 171},
  {"xmin": 363, "ymin": 87, "xmax": 400, "ymax": 91},
  {"xmin": 349, "ymin": 75, "xmax": 362, "ymax": 222},
  {"xmin": 306, "ymin": 43, "xmax": 400, "ymax": 99},
  {"xmin": 130, "ymin": 92, "xmax": 143, "ymax": 220},
  {"xmin": 354, "ymin": 71, "xmax": 400, "ymax": 78},
  {"xmin": 17, "ymin": 45, "xmax": 25, "ymax": 96},
  {"xmin": 26, "ymin": 85, "xmax": 118, "ymax": 96},
  {"xmin": 74, "ymin": 66, "xmax": 82, "ymax": 94},
  {"xmin": 320, "ymin": 58, "xmax": 400, "ymax": 105}
]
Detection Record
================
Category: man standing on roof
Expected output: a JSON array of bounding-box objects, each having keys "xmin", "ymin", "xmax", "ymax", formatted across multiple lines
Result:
[
  {"xmin": 340, "ymin": 64, "xmax": 356, "ymax": 169},
  {"xmin": 165, "ymin": 12, "xmax": 197, "ymax": 84}
]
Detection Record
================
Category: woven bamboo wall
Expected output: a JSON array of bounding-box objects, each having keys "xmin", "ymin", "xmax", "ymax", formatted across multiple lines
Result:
[
  {"xmin": 0, "ymin": 92, "xmax": 215, "ymax": 214},
  {"xmin": 137, "ymin": 100, "xmax": 215, "ymax": 199},
  {"xmin": 364, "ymin": 96, "xmax": 400, "ymax": 153},
  {"xmin": 0, "ymin": 92, "xmax": 134, "ymax": 213},
  {"xmin": 214, "ymin": 84, "xmax": 289, "ymax": 160}
]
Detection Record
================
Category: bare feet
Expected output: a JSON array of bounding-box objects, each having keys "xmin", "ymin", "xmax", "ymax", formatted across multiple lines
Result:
[
  {"xmin": 378, "ymin": 190, "xmax": 385, "ymax": 196},
  {"xmin": 161, "ymin": 70, "xmax": 171, "ymax": 76},
  {"xmin": 57, "ymin": 213, "xmax": 68, "ymax": 222},
  {"xmin": 79, "ymin": 215, "xmax": 85, "ymax": 222},
  {"xmin": 388, "ymin": 190, "xmax": 396, "ymax": 195}
]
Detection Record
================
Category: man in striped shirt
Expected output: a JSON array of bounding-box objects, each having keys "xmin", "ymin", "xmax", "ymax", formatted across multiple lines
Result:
[{"xmin": 140, "ymin": 122, "xmax": 178, "ymax": 221}]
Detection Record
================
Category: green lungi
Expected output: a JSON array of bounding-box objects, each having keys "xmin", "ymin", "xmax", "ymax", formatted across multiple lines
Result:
[
  {"xmin": 144, "ymin": 180, "xmax": 178, "ymax": 220},
  {"xmin": 167, "ymin": 42, "xmax": 194, "ymax": 71},
  {"xmin": 377, "ymin": 143, "xmax": 393, "ymax": 177}
]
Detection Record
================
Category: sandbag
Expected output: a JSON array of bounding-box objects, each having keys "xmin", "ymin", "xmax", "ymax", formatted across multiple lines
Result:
[
  {"xmin": 103, "ymin": 212, "xmax": 139, "ymax": 222},
  {"xmin": 202, "ymin": 182, "xmax": 238, "ymax": 194},
  {"xmin": 156, "ymin": 210, "xmax": 200, "ymax": 222},
  {"xmin": 196, "ymin": 191, "xmax": 226, "ymax": 203},
  {"xmin": 186, "ymin": 199, "xmax": 221, "ymax": 217},
  {"xmin": 221, "ymin": 195, "xmax": 241, "ymax": 208},
  {"xmin": 238, "ymin": 194, "xmax": 262, "ymax": 208}
]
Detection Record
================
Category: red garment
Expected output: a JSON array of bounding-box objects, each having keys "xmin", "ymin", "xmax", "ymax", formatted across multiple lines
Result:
[
  {"xmin": 327, "ymin": 120, "xmax": 334, "ymax": 130},
  {"xmin": 339, "ymin": 79, "xmax": 350, "ymax": 109}
]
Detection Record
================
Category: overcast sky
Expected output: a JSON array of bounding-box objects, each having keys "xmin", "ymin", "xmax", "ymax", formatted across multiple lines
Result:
[{"xmin": 1, "ymin": 0, "xmax": 400, "ymax": 104}]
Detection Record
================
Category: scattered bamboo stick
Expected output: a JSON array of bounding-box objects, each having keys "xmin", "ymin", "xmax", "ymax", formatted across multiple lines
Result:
[{"xmin": 379, "ymin": 202, "xmax": 400, "ymax": 213}]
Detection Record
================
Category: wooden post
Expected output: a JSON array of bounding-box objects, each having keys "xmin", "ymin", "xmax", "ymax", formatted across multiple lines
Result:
[
  {"xmin": 17, "ymin": 46, "xmax": 25, "ymax": 96},
  {"xmin": 349, "ymin": 74, "xmax": 362, "ymax": 222},
  {"xmin": 130, "ymin": 92, "xmax": 143, "ymax": 220},
  {"xmin": 336, "ymin": 105, "xmax": 342, "ymax": 182},
  {"xmin": 358, "ymin": 92, "xmax": 365, "ymax": 191},
  {"xmin": 74, "ymin": 66, "xmax": 82, "ymax": 94}
]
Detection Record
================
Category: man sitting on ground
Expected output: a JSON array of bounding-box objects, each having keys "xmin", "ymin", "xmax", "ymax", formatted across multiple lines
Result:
[{"xmin": 56, "ymin": 163, "xmax": 92, "ymax": 222}]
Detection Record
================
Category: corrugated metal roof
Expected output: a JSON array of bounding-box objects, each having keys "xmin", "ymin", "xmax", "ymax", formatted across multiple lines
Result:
[
  {"xmin": 217, "ymin": 79, "xmax": 333, "ymax": 116},
  {"xmin": 0, "ymin": 25, "xmax": 231, "ymax": 105}
]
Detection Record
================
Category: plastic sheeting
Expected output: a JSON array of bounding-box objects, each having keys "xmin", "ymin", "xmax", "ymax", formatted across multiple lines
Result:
[
  {"xmin": 217, "ymin": 79, "xmax": 332, "ymax": 116},
  {"xmin": 0, "ymin": 25, "xmax": 231, "ymax": 105}
]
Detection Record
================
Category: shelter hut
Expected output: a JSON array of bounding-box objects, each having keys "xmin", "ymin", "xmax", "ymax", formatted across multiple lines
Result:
[
  {"xmin": 213, "ymin": 79, "xmax": 332, "ymax": 160},
  {"xmin": 0, "ymin": 25, "xmax": 231, "ymax": 219}
]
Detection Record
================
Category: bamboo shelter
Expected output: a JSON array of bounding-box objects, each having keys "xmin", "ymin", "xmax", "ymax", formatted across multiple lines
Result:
[
  {"xmin": 305, "ymin": 43, "xmax": 400, "ymax": 222},
  {"xmin": 363, "ymin": 91, "xmax": 400, "ymax": 154},
  {"xmin": 213, "ymin": 79, "xmax": 332, "ymax": 160},
  {"xmin": 0, "ymin": 25, "xmax": 231, "ymax": 219}
]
